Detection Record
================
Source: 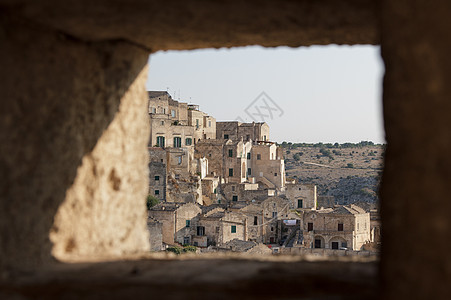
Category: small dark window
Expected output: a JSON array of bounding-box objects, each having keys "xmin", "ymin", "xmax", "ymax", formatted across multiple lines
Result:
[
  {"xmin": 185, "ymin": 138, "xmax": 192, "ymax": 145},
  {"xmin": 257, "ymin": 154, "xmax": 261, "ymax": 160},
  {"xmin": 308, "ymin": 222, "xmax": 313, "ymax": 231},
  {"xmin": 297, "ymin": 199, "xmax": 303, "ymax": 208},
  {"xmin": 232, "ymin": 195, "xmax": 238, "ymax": 202},
  {"xmin": 247, "ymin": 153, "xmax": 251, "ymax": 159},
  {"xmin": 248, "ymin": 168, "xmax": 251, "ymax": 176},
  {"xmin": 154, "ymin": 175, "xmax": 160, "ymax": 181},
  {"xmin": 246, "ymin": 135, "xmax": 250, "ymax": 140},
  {"xmin": 342, "ymin": 242, "xmax": 347, "ymax": 248},
  {"xmin": 154, "ymin": 190, "xmax": 160, "ymax": 195},
  {"xmin": 254, "ymin": 216, "xmax": 258, "ymax": 225},
  {"xmin": 331, "ymin": 242, "xmax": 339, "ymax": 249},
  {"xmin": 197, "ymin": 226, "xmax": 205, "ymax": 236},
  {"xmin": 229, "ymin": 168, "xmax": 233, "ymax": 177},
  {"xmin": 215, "ymin": 227, "xmax": 220, "ymax": 233},
  {"xmin": 186, "ymin": 220, "xmax": 191, "ymax": 227},
  {"xmin": 272, "ymin": 212, "xmax": 277, "ymax": 218},
  {"xmin": 228, "ymin": 149, "xmax": 233, "ymax": 157},
  {"xmin": 224, "ymin": 134, "xmax": 229, "ymax": 139},
  {"xmin": 271, "ymin": 226, "xmax": 274, "ymax": 232},
  {"xmin": 338, "ymin": 223, "xmax": 344, "ymax": 231},
  {"xmin": 274, "ymin": 173, "xmax": 277, "ymax": 176},
  {"xmin": 231, "ymin": 225, "xmax": 236, "ymax": 233}
]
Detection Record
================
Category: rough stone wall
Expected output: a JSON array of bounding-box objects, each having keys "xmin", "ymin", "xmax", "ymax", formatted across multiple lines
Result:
[
  {"xmin": 147, "ymin": 209, "xmax": 175, "ymax": 245},
  {"xmin": 0, "ymin": 14, "xmax": 150, "ymax": 269},
  {"xmin": 148, "ymin": 161, "xmax": 166, "ymax": 200},
  {"xmin": 50, "ymin": 64, "xmax": 151, "ymax": 261},
  {"xmin": 216, "ymin": 122, "xmax": 239, "ymax": 140},
  {"xmin": 380, "ymin": 2, "xmax": 451, "ymax": 296},
  {"xmin": 285, "ymin": 183, "xmax": 317, "ymax": 209},
  {"xmin": 174, "ymin": 203, "xmax": 202, "ymax": 244},
  {"xmin": 220, "ymin": 212, "xmax": 247, "ymax": 245},
  {"xmin": 194, "ymin": 140, "xmax": 224, "ymax": 177},
  {"xmin": 147, "ymin": 220, "xmax": 163, "ymax": 251}
]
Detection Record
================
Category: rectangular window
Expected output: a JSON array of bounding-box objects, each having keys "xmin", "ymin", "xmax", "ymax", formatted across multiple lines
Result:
[
  {"xmin": 341, "ymin": 242, "xmax": 347, "ymax": 248},
  {"xmin": 183, "ymin": 237, "xmax": 190, "ymax": 245},
  {"xmin": 152, "ymin": 107, "xmax": 156, "ymax": 114},
  {"xmin": 272, "ymin": 211, "xmax": 278, "ymax": 218},
  {"xmin": 177, "ymin": 156, "xmax": 182, "ymax": 165},
  {"xmin": 247, "ymin": 168, "xmax": 251, "ymax": 176},
  {"xmin": 274, "ymin": 173, "xmax": 277, "ymax": 176},
  {"xmin": 161, "ymin": 121, "xmax": 164, "ymax": 125},
  {"xmin": 231, "ymin": 186, "xmax": 235, "ymax": 191},
  {"xmin": 171, "ymin": 110, "xmax": 176, "ymax": 117},
  {"xmin": 246, "ymin": 134, "xmax": 250, "ymax": 140},
  {"xmin": 331, "ymin": 242, "xmax": 339, "ymax": 250},
  {"xmin": 229, "ymin": 168, "xmax": 233, "ymax": 177},
  {"xmin": 156, "ymin": 136, "xmax": 165, "ymax": 148},
  {"xmin": 196, "ymin": 119, "xmax": 199, "ymax": 129},
  {"xmin": 232, "ymin": 195, "xmax": 238, "ymax": 202},
  {"xmin": 185, "ymin": 138, "xmax": 192, "ymax": 146},
  {"xmin": 297, "ymin": 199, "xmax": 303, "ymax": 208},
  {"xmin": 224, "ymin": 134, "xmax": 229, "ymax": 139},
  {"xmin": 215, "ymin": 226, "xmax": 220, "ymax": 233},
  {"xmin": 254, "ymin": 216, "xmax": 258, "ymax": 225},
  {"xmin": 197, "ymin": 226, "xmax": 205, "ymax": 236},
  {"xmin": 308, "ymin": 222, "xmax": 313, "ymax": 231},
  {"xmin": 209, "ymin": 121, "xmax": 212, "ymax": 127},
  {"xmin": 247, "ymin": 153, "xmax": 251, "ymax": 159},
  {"xmin": 154, "ymin": 190, "xmax": 160, "ymax": 195},
  {"xmin": 173, "ymin": 137, "xmax": 182, "ymax": 148},
  {"xmin": 257, "ymin": 154, "xmax": 261, "ymax": 160},
  {"xmin": 228, "ymin": 149, "xmax": 233, "ymax": 157},
  {"xmin": 155, "ymin": 175, "xmax": 160, "ymax": 181},
  {"xmin": 231, "ymin": 225, "xmax": 236, "ymax": 233},
  {"xmin": 186, "ymin": 220, "xmax": 191, "ymax": 228},
  {"xmin": 338, "ymin": 223, "xmax": 344, "ymax": 231}
]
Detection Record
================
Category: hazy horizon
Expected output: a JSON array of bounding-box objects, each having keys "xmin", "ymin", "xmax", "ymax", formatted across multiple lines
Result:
[{"xmin": 146, "ymin": 45, "xmax": 385, "ymax": 144}]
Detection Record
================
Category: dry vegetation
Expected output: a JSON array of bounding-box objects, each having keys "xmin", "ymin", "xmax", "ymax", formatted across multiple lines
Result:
[{"xmin": 282, "ymin": 143, "xmax": 384, "ymax": 205}]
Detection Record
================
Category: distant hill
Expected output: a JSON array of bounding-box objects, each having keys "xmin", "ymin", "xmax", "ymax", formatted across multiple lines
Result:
[{"xmin": 281, "ymin": 143, "xmax": 384, "ymax": 205}]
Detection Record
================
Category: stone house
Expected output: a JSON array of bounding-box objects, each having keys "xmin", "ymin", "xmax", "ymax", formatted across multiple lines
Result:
[
  {"xmin": 188, "ymin": 104, "xmax": 216, "ymax": 142},
  {"xmin": 220, "ymin": 182, "xmax": 273, "ymax": 204},
  {"xmin": 223, "ymin": 139, "xmax": 252, "ymax": 184},
  {"xmin": 285, "ymin": 182, "xmax": 317, "ymax": 209},
  {"xmin": 260, "ymin": 196, "xmax": 291, "ymax": 244},
  {"xmin": 191, "ymin": 209, "xmax": 247, "ymax": 247},
  {"xmin": 147, "ymin": 217, "xmax": 163, "ymax": 251},
  {"xmin": 148, "ymin": 147, "xmax": 167, "ymax": 200},
  {"xmin": 249, "ymin": 141, "xmax": 285, "ymax": 190},
  {"xmin": 148, "ymin": 202, "xmax": 202, "ymax": 245},
  {"xmin": 149, "ymin": 91, "xmax": 215, "ymax": 148},
  {"xmin": 301, "ymin": 205, "xmax": 371, "ymax": 250},
  {"xmin": 216, "ymin": 121, "xmax": 269, "ymax": 142}
]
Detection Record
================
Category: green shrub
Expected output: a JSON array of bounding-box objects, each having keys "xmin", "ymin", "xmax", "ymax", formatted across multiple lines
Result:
[
  {"xmin": 166, "ymin": 246, "xmax": 183, "ymax": 255},
  {"xmin": 147, "ymin": 195, "xmax": 160, "ymax": 210},
  {"xmin": 183, "ymin": 245, "xmax": 197, "ymax": 253}
]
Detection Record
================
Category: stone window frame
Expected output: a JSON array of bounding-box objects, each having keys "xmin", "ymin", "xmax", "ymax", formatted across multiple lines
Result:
[{"xmin": 231, "ymin": 225, "xmax": 237, "ymax": 233}]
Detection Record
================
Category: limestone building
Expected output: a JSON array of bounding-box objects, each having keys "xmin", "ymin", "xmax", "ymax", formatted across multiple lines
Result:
[
  {"xmin": 216, "ymin": 121, "xmax": 269, "ymax": 141},
  {"xmin": 301, "ymin": 205, "xmax": 371, "ymax": 250}
]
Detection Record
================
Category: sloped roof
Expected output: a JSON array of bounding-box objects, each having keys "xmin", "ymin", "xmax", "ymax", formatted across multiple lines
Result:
[{"xmin": 223, "ymin": 239, "xmax": 257, "ymax": 252}]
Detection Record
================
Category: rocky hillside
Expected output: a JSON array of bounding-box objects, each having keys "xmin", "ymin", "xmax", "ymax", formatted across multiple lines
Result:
[{"xmin": 281, "ymin": 142, "xmax": 384, "ymax": 205}]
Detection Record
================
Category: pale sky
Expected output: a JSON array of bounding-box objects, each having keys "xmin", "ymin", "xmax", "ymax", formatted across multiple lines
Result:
[{"xmin": 146, "ymin": 45, "xmax": 385, "ymax": 144}]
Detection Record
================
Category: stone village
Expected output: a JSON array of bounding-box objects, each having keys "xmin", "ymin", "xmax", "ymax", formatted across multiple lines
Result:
[{"xmin": 146, "ymin": 91, "xmax": 380, "ymax": 255}]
